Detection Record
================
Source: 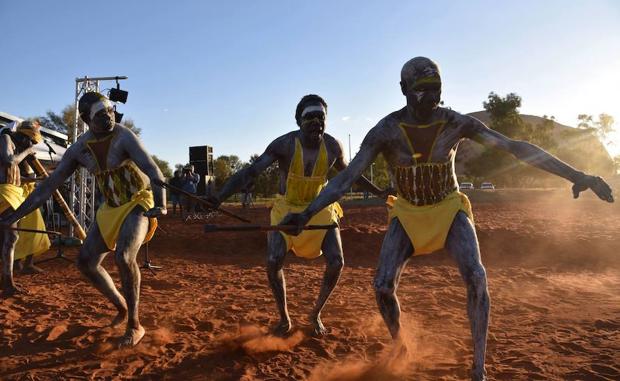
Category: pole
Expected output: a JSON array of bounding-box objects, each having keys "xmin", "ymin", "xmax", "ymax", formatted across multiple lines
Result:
[
  {"xmin": 28, "ymin": 158, "xmax": 87, "ymax": 240},
  {"xmin": 370, "ymin": 163, "xmax": 374, "ymax": 184}
]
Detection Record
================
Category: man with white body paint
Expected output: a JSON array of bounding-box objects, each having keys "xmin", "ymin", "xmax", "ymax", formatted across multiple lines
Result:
[
  {"xmin": 281, "ymin": 57, "xmax": 614, "ymax": 380},
  {"xmin": 2, "ymin": 92, "xmax": 166, "ymax": 347},
  {"xmin": 211, "ymin": 94, "xmax": 384, "ymax": 336}
]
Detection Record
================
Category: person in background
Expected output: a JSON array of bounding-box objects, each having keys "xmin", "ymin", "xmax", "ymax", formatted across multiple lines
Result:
[
  {"xmin": 181, "ymin": 164, "xmax": 199, "ymax": 219},
  {"xmin": 169, "ymin": 170, "xmax": 183, "ymax": 216}
]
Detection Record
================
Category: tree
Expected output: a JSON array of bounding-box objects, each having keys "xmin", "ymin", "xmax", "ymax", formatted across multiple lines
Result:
[
  {"xmin": 595, "ymin": 113, "xmax": 615, "ymax": 145},
  {"xmin": 466, "ymin": 92, "xmax": 533, "ymax": 186},
  {"xmin": 213, "ymin": 155, "xmax": 245, "ymax": 188},
  {"xmin": 122, "ymin": 117, "xmax": 142, "ymax": 136},
  {"xmin": 151, "ymin": 155, "xmax": 173, "ymax": 178},
  {"xmin": 248, "ymin": 154, "xmax": 280, "ymax": 197},
  {"xmin": 362, "ymin": 153, "xmax": 391, "ymax": 189},
  {"xmin": 531, "ymin": 115, "xmax": 556, "ymax": 150},
  {"xmin": 577, "ymin": 114, "xmax": 594, "ymax": 129},
  {"xmin": 35, "ymin": 103, "xmax": 141, "ymax": 142}
]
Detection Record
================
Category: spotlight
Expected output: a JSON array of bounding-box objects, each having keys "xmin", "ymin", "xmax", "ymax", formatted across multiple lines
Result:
[
  {"xmin": 109, "ymin": 88, "xmax": 128, "ymax": 103},
  {"xmin": 109, "ymin": 77, "xmax": 128, "ymax": 103}
]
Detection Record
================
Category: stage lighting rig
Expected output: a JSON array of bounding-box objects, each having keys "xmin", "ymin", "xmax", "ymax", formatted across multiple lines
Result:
[
  {"xmin": 109, "ymin": 77, "xmax": 128, "ymax": 103},
  {"xmin": 114, "ymin": 108, "xmax": 124, "ymax": 123}
]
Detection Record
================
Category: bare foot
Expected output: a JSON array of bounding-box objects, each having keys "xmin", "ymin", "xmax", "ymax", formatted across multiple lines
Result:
[
  {"xmin": 110, "ymin": 309, "xmax": 127, "ymax": 327},
  {"xmin": 21, "ymin": 264, "xmax": 45, "ymax": 274},
  {"xmin": 310, "ymin": 315, "xmax": 327, "ymax": 337},
  {"xmin": 1, "ymin": 283, "xmax": 28, "ymax": 298},
  {"xmin": 118, "ymin": 326, "xmax": 145, "ymax": 348},
  {"xmin": 271, "ymin": 319, "xmax": 292, "ymax": 337}
]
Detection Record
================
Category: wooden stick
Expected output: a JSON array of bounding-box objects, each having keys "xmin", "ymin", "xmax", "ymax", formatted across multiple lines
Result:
[
  {"xmin": 153, "ymin": 179, "xmax": 251, "ymax": 223},
  {"xmin": 20, "ymin": 176, "xmax": 46, "ymax": 183},
  {"xmin": 1, "ymin": 225, "xmax": 62, "ymax": 236},
  {"xmin": 28, "ymin": 157, "xmax": 87, "ymax": 240},
  {"xmin": 204, "ymin": 223, "xmax": 338, "ymax": 233}
]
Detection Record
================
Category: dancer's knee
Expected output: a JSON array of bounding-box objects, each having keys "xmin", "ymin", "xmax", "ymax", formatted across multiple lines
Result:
[
  {"xmin": 327, "ymin": 253, "xmax": 344, "ymax": 272},
  {"xmin": 266, "ymin": 254, "xmax": 284, "ymax": 271},
  {"xmin": 5, "ymin": 230, "xmax": 18, "ymax": 246},
  {"xmin": 374, "ymin": 280, "xmax": 396, "ymax": 300},
  {"xmin": 77, "ymin": 251, "xmax": 95, "ymax": 274},
  {"xmin": 466, "ymin": 266, "xmax": 488, "ymax": 295}
]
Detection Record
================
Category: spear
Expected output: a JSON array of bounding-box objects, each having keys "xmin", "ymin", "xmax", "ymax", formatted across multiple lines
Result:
[{"xmin": 27, "ymin": 157, "xmax": 87, "ymax": 240}]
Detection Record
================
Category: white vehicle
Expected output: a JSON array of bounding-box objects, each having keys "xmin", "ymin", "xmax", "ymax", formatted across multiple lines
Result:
[
  {"xmin": 459, "ymin": 182, "xmax": 474, "ymax": 190},
  {"xmin": 480, "ymin": 182, "xmax": 495, "ymax": 190}
]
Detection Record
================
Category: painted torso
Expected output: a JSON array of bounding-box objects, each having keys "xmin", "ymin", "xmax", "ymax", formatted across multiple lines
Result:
[
  {"xmin": 272, "ymin": 131, "xmax": 342, "ymax": 196},
  {"xmin": 378, "ymin": 107, "xmax": 471, "ymax": 205}
]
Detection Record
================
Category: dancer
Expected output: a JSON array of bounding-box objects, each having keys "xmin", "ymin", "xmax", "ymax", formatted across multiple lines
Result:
[
  {"xmin": 212, "ymin": 94, "xmax": 383, "ymax": 336},
  {"xmin": 0, "ymin": 120, "xmax": 40, "ymax": 296},
  {"xmin": 281, "ymin": 57, "xmax": 614, "ymax": 380},
  {"xmin": 2, "ymin": 92, "xmax": 166, "ymax": 347}
]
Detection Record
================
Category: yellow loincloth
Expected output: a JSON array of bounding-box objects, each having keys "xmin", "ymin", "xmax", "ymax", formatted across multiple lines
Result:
[
  {"xmin": 96, "ymin": 189, "xmax": 158, "ymax": 251},
  {"xmin": 270, "ymin": 195, "xmax": 342, "ymax": 259},
  {"xmin": 15, "ymin": 183, "xmax": 51, "ymax": 260},
  {"xmin": 387, "ymin": 191, "xmax": 473, "ymax": 255},
  {"xmin": 0, "ymin": 183, "xmax": 24, "ymax": 214}
]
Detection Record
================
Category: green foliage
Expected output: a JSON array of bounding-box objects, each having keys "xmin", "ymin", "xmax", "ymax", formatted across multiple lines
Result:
[
  {"xmin": 122, "ymin": 117, "xmax": 141, "ymax": 136},
  {"xmin": 577, "ymin": 114, "xmax": 594, "ymax": 129},
  {"xmin": 362, "ymin": 153, "xmax": 391, "ymax": 189},
  {"xmin": 465, "ymin": 92, "xmax": 559, "ymax": 187},
  {"xmin": 35, "ymin": 103, "xmax": 141, "ymax": 141},
  {"xmin": 248, "ymin": 154, "xmax": 280, "ymax": 197},
  {"xmin": 213, "ymin": 155, "xmax": 245, "ymax": 188},
  {"xmin": 151, "ymin": 155, "xmax": 173, "ymax": 178},
  {"xmin": 575, "ymin": 113, "xmax": 615, "ymax": 145}
]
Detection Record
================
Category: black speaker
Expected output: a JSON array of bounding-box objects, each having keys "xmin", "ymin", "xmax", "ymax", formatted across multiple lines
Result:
[{"xmin": 189, "ymin": 145, "xmax": 213, "ymax": 195}]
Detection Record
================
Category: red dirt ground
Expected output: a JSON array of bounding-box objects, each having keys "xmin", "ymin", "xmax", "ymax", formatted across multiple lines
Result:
[{"xmin": 1, "ymin": 189, "xmax": 619, "ymax": 380}]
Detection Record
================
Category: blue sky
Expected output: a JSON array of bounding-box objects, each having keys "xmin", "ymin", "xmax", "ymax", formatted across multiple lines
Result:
[{"xmin": 1, "ymin": 0, "xmax": 619, "ymax": 166}]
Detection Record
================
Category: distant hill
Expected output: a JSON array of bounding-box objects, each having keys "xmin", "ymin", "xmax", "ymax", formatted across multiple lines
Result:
[{"xmin": 455, "ymin": 111, "xmax": 615, "ymax": 184}]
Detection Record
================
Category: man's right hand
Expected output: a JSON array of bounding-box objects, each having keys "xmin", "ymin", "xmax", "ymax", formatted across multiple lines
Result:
[{"xmin": 279, "ymin": 212, "xmax": 311, "ymax": 236}]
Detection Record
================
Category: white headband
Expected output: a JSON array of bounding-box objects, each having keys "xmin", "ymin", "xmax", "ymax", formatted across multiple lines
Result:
[
  {"xmin": 89, "ymin": 99, "xmax": 113, "ymax": 120},
  {"xmin": 301, "ymin": 104, "xmax": 326, "ymax": 118}
]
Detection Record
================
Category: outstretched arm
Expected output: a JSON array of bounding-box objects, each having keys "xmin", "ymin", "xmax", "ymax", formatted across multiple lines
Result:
[
  {"xmin": 464, "ymin": 116, "xmax": 613, "ymax": 202},
  {"xmin": 122, "ymin": 128, "xmax": 167, "ymax": 215},
  {"xmin": 333, "ymin": 154, "xmax": 383, "ymax": 196},
  {"xmin": 5, "ymin": 148, "xmax": 79, "ymax": 225},
  {"xmin": 215, "ymin": 149, "xmax": 277, "ymax": 203},
  {"xmin": 300, "ymin": 123, "xmax": 385, "ymax": 221}
]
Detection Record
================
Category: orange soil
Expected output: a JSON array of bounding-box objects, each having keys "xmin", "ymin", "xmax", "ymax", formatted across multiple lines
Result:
[{"xmin": 1, "ymin": 190, "xmax": 618, "ymax": 380}]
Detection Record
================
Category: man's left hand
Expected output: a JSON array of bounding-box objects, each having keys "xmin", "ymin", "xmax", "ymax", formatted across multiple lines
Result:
[
  {"xmin": 144, "ymin": 207, "xmax": 168, "ymax": 218},
  {"xmin": 572, "ymin": 175, "xmax": 614, "ymax": 202}
]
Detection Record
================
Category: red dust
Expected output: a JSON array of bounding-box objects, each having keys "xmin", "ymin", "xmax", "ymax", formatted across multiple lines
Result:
[{"xmin": 0, "ymin": 189, "xmax": 618, "ymax": 380}]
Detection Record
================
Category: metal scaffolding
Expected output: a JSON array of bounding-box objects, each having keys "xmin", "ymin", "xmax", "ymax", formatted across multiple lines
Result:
[{"xmin": 69, "ymin": 76, "xmax": 127, "ymax": 238}]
